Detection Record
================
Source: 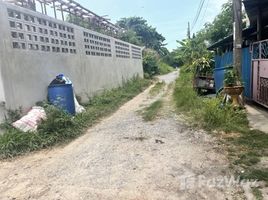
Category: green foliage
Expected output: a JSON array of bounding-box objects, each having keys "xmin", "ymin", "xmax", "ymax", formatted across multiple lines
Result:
[
  {"xmin": 170, "ymin": 1, "xmax": 244, "ymax": 73},
  {"xmin": 116, "ymin": 17, "xmax": 167, "ymax": 55},
  {"xmin": 0, "ymin": 77, "xmax": 150, "ymax": 159},
  {"xmin": 161, "ymin": 51, "xmax": 182, "ymax": 68},
  {"xmin": 117, "ymin": 29, "xmax": 142, "ymax": 46},
  {"xmin": 142, "ymin": 49, "xmax": 174, "ymax": 77},
  {"xmin": 193, "ymin": 56, "xmax": 214, "ymax": 74},
  {"xmin": 203, "ymin": 1, "xmax": 233, "ymax": 44},
  {"xmin": 5, "ymin": 107, "xmax": 22, "ymax": 124},
  {"xmin": 143, "ymin": 49, "xmax": 160, "ymax": 77},
  {"xmin": 173, "ymin": 37, "xmax": 213, "ymax": 72},
  {"xmin": 158, "ymin": 62, "xmax": 174, "ymax": 75},
  {"xmin": 224, "ymin": 68, "xmax": 238, "ymax": 86},
  {"xmin": 142, "ymin": 100, "xmax": 163, "ymax": 121},
  {"xmin": 224, "ymin": 70, "xmax": 236, "ymax": 86}
]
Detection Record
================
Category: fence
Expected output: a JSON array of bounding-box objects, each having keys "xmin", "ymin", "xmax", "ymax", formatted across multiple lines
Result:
[{"xmin": 0, "ymin": 1, "xmax": 144, "ymax": 121}]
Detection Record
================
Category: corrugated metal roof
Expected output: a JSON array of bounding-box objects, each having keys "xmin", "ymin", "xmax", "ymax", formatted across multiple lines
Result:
[
  {"xmin": 207, "ymin": 27, "xmax": 256, "ymax": 50},
  {"xmin": 243, "ymin": 0, "xmax": 268, "ymax": 26}
]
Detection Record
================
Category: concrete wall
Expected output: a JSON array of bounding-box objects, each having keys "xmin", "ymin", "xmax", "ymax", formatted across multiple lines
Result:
[{"xmin": 0, "ymin": 1, "xmax": 143, "ymax": 118}]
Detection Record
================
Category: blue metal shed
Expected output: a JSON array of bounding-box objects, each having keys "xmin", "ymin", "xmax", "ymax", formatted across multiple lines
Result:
[{"xmin": 213, "ymin": 47, "xmax": 252, "ymax": 98}]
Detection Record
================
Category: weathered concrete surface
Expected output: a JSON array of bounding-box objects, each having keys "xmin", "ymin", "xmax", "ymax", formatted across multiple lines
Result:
[
  {"xmin": 246, "ymin": 104, "xmax": 268, "ymax": 133},
  {"xmin": 0, "ymin": 72, "xmax": 244, "ymax": 200},
  {"xmin": 0, "ymin": 1, "xmax": 143, "ymax": 119}
]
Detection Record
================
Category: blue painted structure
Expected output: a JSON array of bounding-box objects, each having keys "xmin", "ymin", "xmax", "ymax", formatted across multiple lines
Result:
[
  {"xmin": 48, "ymin": 84, "xmax": 75, "ymax": 115},
  {"xmin": 214, "ymin": 47, "xmax": 252, "ymax": 98}
]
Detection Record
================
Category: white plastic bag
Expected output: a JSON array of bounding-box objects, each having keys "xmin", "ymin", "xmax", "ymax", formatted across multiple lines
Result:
[
  {"xmin": 74, "ymin": 96, "xmax": 85, "ymax": 114},
  {"xmin": 12, "ymin": 106, "xmax": 47, "ymax": 132}
]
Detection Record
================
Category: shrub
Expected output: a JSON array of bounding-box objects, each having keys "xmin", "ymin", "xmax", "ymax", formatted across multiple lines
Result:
[
  {"xmin": 143, "ymin": 49, "xmax": 160, "ymax": 77},
  {"xmin": 158, "ymin": 61, "xmax": 174, "ymax": 75}
]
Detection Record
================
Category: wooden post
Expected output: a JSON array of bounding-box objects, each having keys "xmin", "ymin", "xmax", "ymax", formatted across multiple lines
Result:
[{"xmin": 233, "ymin": 0, "xmax": 242, "ymax": 78}]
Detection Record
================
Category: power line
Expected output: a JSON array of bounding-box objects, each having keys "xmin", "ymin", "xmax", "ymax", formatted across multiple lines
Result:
[
  {"xmin": 191, "ymin": 0, "xmax": 206, "ymax": 32},
  {"xmin": 191, "ymin": 0, "xmax": 203, "ymax": 29},
  {"xmin": 192, "ymin": 0, "xmax": 205, "ymax": 31},
  {"xmin": 197, "ymin": 0, "xmax": 210, "ymax": 30}
]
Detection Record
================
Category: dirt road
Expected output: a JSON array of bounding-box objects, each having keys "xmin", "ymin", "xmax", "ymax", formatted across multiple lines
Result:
[{"xmin": 0, "ymin": 71, "xmax": 244, "ymax": 200}]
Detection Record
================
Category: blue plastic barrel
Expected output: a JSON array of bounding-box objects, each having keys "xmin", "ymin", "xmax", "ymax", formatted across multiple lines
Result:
[
  {"xmin": 48, "ymin": 84, "xmax": 75, "ymax": 115},
  {"xmin": 214, "ymin": 66, "xmax": 233, "ymax": 92}
]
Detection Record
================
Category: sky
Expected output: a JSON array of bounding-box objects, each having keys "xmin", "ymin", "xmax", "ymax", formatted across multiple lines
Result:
[{"xmin": 39, "ymin": 0, "xmax": 228, "ymax": 51}]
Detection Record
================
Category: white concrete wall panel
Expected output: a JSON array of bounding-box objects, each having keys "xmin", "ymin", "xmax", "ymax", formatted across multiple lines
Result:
[{"xmin": 0, "ymin": 1, "xmax": 143, "ymax": 116}]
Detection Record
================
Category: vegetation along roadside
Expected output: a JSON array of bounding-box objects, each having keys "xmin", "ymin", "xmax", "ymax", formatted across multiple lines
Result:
[
  {"xmin": 174, "ymin": 67, "xmax": 268, "ymax": 188},
  {"xmin": 0, "ymin": 76, "xmax": 150, "ymax": 159}
]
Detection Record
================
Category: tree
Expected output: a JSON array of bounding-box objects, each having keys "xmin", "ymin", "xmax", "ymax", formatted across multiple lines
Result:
[
  {"xmin": 117, "ymin": 30, "xmax": 142, "ymax": 46},
  {"xmin": 171, "ymin": 1, "xmax": 237, "ymax": 70},
  {"xmin": 142, "ymin": 49, "xmax": 160, "ymax": 77},
  {"xmin": 116, "ymin": 17, "xmax": 167, "ymax": 55},
  {"xmin": 204, "ymin": 1, "xmax": 233, "ymax": 44}
]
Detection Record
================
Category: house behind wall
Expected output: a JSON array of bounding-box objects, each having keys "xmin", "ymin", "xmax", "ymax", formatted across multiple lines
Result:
[{"xmin": 0, "ymin": 1, "xmax": 144, "ymax": 121}]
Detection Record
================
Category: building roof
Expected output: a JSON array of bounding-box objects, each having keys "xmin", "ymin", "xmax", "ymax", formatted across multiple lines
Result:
[
  {"xmin": 207, "ymin": 27, "xmax": 256, "ymax": 50},
  {"xmin": 243, "ymin": 0, "xmax": 268, "ymax": 26},
  {"xmin": 208, "ymin": 0, "xmax": 268, "ymax": 50}
]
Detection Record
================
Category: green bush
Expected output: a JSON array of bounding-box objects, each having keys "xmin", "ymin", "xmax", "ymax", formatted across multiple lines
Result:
[
  {"xmin": 143, "ymin": 49, "xmax": 159, "ymax": 77},
  {"xmin": 158, "ymin": 61, "xmax": 174, "ymax": 75}
]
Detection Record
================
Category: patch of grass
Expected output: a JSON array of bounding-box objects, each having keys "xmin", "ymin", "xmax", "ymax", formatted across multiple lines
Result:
[
  {"xmin": 149, "ymin": 81, "xmax": 165, "ymax": 96},
  {"xmin": 252, "ymin": 187, "xmax": 264, "ymax": 200},
  {"xmin": 235, "ymin": 129, "xmax": 268, "ymax": 150},
  {"xmin": 234, "ymin": 152, "xmax": 261, "ymax": 166},
  {"xmin": 173, "ymin": 72, "xmax": 201, "ymax": 112},
  {"xmin": 241, "ymin": 169, "xmax": 268, "ymax": 183},
  {"xmin": 173, "ymin": 69, "xmax": 248, "ymax": 132},
  {"xmin": 158, "ymin": 61, "xmax": 174, "ymax": 75},
  {"xmin": 0, "ymin": 76, "xmax": 150, "ymax": 159},
  {"xmin": 142, "ymin": 100, "xmax": 163, "ymax": 121}
]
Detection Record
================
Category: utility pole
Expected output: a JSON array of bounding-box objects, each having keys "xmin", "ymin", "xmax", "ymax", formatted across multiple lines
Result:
[
  {"xmin": 233, "ymin": 0, "xmax": 242, "ymax": 78},
  {"xmin": 187, "ymin": 22, "xmax": 191, "ymax": 39}
]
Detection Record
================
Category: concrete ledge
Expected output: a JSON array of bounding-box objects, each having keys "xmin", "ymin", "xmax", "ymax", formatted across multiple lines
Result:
[{"xmin": 246, "ymin": 103, "xmax": 268, "ymax": 133}]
